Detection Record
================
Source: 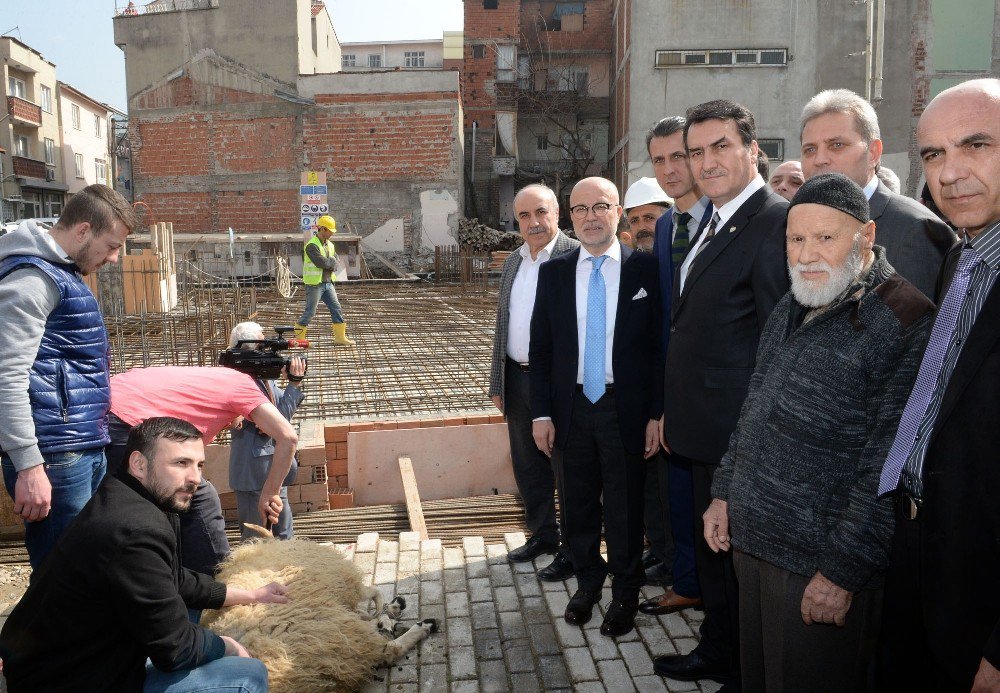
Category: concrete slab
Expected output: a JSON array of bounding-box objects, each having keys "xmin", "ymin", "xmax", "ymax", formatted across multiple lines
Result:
[{"xmin": 348, "ymin": 424, "xmax": 517, "ymax": 505}]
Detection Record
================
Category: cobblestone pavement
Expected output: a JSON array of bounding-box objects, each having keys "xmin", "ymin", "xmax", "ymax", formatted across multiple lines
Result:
[{"xmin": 351, "ymin": 531, "xmax": 720, "ymax": 693}]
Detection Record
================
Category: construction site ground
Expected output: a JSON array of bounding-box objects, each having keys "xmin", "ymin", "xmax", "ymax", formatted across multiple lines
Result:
[{"xmin": 0, "ymin": 279, "xmax": 713, "ymax": 691}]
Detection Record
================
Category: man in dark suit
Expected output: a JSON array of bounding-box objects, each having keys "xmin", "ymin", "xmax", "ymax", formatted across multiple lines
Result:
[
  {"xmin": 642, "ymin": 116, "xmax": 712, "ymax": 612},
  {"xmin": 800, "ymin": 88, "xmax": 957, "ymax": 299},
  {"xmin": 489, "ymin": 183, "xmax": 579, "ymax": 581},
  {"xmin": 877, "ymin": 78, "xmax": 1000, "ymax": 692},
  {"xmin": 530, "ymin": 176, "xmax": 662, "ymax": 639},
  {"xmin": 653, "ymin": 100, "xmax": 790, "ymax": 689}
]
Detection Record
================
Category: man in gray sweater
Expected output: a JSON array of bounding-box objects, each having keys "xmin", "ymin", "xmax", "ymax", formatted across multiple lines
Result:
[
  {"xmin": 0, "ymin": 185, "xmax": 134, "ymax": 567},
  {"xmin": 704, "ymin": 173, "xmax": 934, "ymax": 692}
]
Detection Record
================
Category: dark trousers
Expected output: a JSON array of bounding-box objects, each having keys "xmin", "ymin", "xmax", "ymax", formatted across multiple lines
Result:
[
  {"xmin": 551, "ymin": 391, "xmax": 645, "ymax": 600},
  {"xmin": 734, "ymin": 550, "xmax": 882, "ymax": 693},
  {"xmin": 686, "ymin": 457, "xmax": 739, "ymax": 675},
  {"xmin": 106, "ymin": 415, "xmax": 230, "ymax": 576},
  {"xmin": 878, "ymin": 496, "xmax": 973, "ymax": 692},
  {"xmin": 643, "ymin": 451, "xmax": 675, "ymax": 570},
  {"xmin": 504, "ymin": 360, "xmax": 566, "ymax": 554},
  {"xmin": 667, "ymin": 454, "xmax": 700, "ymax": 597}
]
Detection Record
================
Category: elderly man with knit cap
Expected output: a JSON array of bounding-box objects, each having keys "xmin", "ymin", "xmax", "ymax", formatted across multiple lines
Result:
[{"xmin": 703, "ymin": 172, "xmax": 934, "ymax": 692}]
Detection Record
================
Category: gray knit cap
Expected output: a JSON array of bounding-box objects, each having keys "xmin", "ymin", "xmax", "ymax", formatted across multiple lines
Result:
[{"xmin": 787, "ymin": 172, "xmax": 871, "ymax": 223}]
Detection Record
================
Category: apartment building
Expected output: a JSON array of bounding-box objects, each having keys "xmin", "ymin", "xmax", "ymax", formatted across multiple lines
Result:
[
  {"xmin": 58, "ymin": 82, "xmax": 114, "ymax": 195},
  {"xmin": 340, "ymin": 38, "xmax": 445, "ymax": 71},
  {"xmin": 1, "ymin": 37, "xmax": 68, "ymax": 221}
]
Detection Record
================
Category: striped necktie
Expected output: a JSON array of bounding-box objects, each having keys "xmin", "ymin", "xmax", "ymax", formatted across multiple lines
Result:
[
  {"xmin": 877, "ymin": 247, "xmax": 982, "ymax": 495},
  {"xmin": 671, "ymin": 212, "xmax": 693, "ymax": 266},
  {"xmin": 689, "ymin": 212, "xmax": 721, "ymax": 266}
]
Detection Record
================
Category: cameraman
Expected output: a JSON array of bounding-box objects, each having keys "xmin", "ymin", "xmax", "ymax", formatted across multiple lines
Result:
[
  {"xmin": 106, "ymin": 362, "xmax": 298, "ymax": 575},
  {"xmin": 228, "ymin": 322, "xmax": 305, "ymax": 541}
]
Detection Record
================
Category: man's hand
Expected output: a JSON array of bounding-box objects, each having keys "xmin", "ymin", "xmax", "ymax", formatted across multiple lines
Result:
[
  {"xmin": 658, "ymin": 415, "xmax": 671, "ymax": 455},
  {"xmin": 14, "ymin": 465, "xmax": 51, "ymax": 522},
  {"xmin": 490, "ymin": 395, "xmax": 504, "ymax": 414},
  {"xmin": 258, "ymin": 493, "xmax": 282, "ymax": 526},
  {"xmin": 532, "ymin": 420, "xmax": 555, "ymax": 458},
  {"xmin": 286, "ymin": 355, "xmax": 306, "ymax": 382},
  {"xmin": 643, "ymin": 419, "xmax": 660, "ymax": 459},
  {"xmin": 253, "ymin": 581, "xmax": 290, "ymax": 604},
  {"xmin": 972, "ymin": 658, "xmax": 1000, "ymax": 692},
  {"xmin": 703, "ymin": 499, "xmax": 730, "ymax": 553},
  {"xmin": 800, "ymin": 572, "xmax": 852, "ymax": 626},
  {"xmin": 221, "ymin": 635, "xmax": 252, "ymax": 658}
]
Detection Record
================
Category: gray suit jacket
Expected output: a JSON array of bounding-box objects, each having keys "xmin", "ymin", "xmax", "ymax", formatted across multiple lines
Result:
[
  {"xmin": 870, "ymin": 181, "xmax": 957, "ymax": 300},
  {"xmin": 228, "ymin": 380, "xmax": 304, "ymax": 492},
  {"xmin": 488, "ymin": 231, "xmax": 580, "ymax": 398}
]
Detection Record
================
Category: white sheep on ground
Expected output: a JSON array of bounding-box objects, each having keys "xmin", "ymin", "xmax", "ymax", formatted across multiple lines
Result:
[{"xmin": 201, "ymin": 526, "xmax": 437, "ymax": 691}]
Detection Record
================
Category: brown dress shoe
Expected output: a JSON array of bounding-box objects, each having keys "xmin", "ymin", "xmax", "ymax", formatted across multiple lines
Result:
[{"xmin": 638, "ymin": 588, "xmax": 703, "ymax": 615}]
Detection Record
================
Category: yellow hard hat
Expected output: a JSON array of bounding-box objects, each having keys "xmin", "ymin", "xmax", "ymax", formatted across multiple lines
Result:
[{"xmin": 317, "ymin": 215, "xmax": 336, "ymax": 232}]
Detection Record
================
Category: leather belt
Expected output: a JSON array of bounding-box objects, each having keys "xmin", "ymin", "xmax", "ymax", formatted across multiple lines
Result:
[
  {"xmin": 506, "ymin": 359, "xmax": 530, "ymax": 373},
  {"xmin": 898, "ymin": 490, "xmax": 922, "ymax": 521},
  {"xmin": 574, "ymin": 384, "xmax": 615, "ymax": 395}
]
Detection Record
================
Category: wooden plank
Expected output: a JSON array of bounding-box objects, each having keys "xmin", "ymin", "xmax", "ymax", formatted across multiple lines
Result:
[{"xmin": 397, "ymin": 455, "xmax": 429, "ymax": 540}]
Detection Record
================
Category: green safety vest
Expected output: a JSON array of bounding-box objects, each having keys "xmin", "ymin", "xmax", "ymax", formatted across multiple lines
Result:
[{"xmin": 302, "ymin": 234, "xmax": 337, "ymax": 285}]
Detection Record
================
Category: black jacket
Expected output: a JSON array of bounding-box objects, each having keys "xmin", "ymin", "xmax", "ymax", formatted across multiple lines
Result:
[
  {"xmin": 0, "ymin": 472, "xmax": 228, "ymax": 692},
  {"xmin": 662, "ymin": 187, "xmax": 789, "ymax": 463},
  {"xmin": 529, "ymin": 243, "xmax": 663, "ymax": 455}
]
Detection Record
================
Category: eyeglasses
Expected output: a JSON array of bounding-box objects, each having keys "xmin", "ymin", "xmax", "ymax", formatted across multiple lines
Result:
[{"xmin": 569, "ymin": 202, "xmax": 617, "ymax": 219}]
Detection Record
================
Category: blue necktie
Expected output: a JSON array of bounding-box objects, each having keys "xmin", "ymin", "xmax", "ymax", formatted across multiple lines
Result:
[
  {"xmin": 583, "ymin": 255, "xmax": 608, "ymax": 404},
  {"xmin": 878, "ymin": 247, "xmax": 982, "ymax": 495}
]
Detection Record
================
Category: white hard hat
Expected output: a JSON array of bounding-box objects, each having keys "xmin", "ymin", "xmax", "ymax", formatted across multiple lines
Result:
[{"xmin": 623, "ymin": 177, "xmax": 673, "ymax": 211}]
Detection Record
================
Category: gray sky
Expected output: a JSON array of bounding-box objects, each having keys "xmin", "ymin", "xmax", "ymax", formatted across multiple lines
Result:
[{"xmin": 3, "ymin": 0, "xmax": 463, "ymax": 113}]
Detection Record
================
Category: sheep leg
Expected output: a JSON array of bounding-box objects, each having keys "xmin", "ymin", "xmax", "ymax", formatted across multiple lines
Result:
[{"xmin": 381, "ymin": 620, "xmax": 439, "ymax": 664}]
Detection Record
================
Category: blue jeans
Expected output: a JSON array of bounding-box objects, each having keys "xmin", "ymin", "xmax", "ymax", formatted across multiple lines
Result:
[
  {"xmin": 298, "ymin": 282, "xmax": 344, "ymax": 325},
  {"xmin": 1, "ymin": 448, "xmax": 106, "ymax": 569},
  {"xmin": 144, "ymin": 656, "xmax": 269, "ymax": 693}
]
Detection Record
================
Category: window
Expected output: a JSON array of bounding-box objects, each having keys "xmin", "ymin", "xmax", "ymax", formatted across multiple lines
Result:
[
  {"xmin": 757, "ymin": 139, "xmax": 785, "ymax": 161},
  {"xmin": 537, "ymin": 136, "xmax": 548, "ymax": 151},
  {"xmin": 655, "ymin": 48, "xmax": 788, "ymax": 69},
  {"xmin": 483, "ymin": 0, "xmax": 498, "ymax": 8},
  {"xmin": 75, "ymin": 153, "xmax": 84, "ymax": 178},
  {"xmin": 71, "ymin": 103, "xmax": 81, "ymax": 130},
  {"xmin": 7, "ymin": 76, "xmax": 25, "ymax": 98},
  {"xmin": 552, "ymin": 66, "xmax": 588, "ymax": 93},
  {"xmin": 404, "ymin": 51, "xmax": 425, "ymax": 68},
  {"xmin": 94, "ymin": 115, "xmax": 102, "ymax": 138},
  {"xmin": 367, "ymin": 54, "xmax": 382, "ymax": 68},
  {"xmin": 342, "ymin": 54, "xmax": 356, "ymax": 67},
  {"xmin": 95, "ymin": 159, "xmax": 107, "ymax": 182},
  {"xmin": 472, "ymin": 45, "xmax": 486, "ymax": 59},
  {"xmin": 44, "ymin": 138, "xmax": 55, "ymax": 165},
  {"xmin": 14, "ymin": 135, "xmax": 29, "ymax": 158},
  {"xmin": 40, "ymin": 85, "xmax": 52, "ymax": 112},
  {"xmin": 496, "ymin": 45, "xmax": 516, "ymax": 82}
]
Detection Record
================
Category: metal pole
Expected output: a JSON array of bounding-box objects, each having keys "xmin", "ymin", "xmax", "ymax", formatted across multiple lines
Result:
[
  {"xmin": 873, "ymin": 0, "xmax": 886, "ymax": 104},
  {"xmin": 471, "ymin": 120, "xmax": 478, "ymax": 184}
]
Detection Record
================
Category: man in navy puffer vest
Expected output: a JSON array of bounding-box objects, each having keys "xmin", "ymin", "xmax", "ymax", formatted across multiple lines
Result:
[{"xmin": 0, "ymin": 184, "xmax": 134, "ymax": 568}]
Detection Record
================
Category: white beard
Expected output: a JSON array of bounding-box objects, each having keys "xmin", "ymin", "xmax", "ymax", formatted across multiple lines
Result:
[{"xmin": 788, "ymin": 236, "xmax": 864, "ymax": 308}]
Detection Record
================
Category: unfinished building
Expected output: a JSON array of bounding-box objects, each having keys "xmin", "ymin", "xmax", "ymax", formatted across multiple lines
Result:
[{"xmin": 112, "ymin": 0, "xmax": 464, "ymax": 269}]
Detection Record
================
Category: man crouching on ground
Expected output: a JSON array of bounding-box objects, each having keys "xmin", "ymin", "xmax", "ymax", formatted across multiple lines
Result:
[
  {"xmin": 0, "ymin": 417, "xmax": 288, "ymax": 693},
  {"xmin": 704, "ymin": 173, "xmax": 934, "ymax": 692}
]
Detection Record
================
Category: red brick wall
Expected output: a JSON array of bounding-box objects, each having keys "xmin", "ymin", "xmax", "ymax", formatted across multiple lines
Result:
[
  {"xmin": 519, "ymin": 0, "xmax": 613, "ymax": 52},
  {"xmin": 137, "ymin": 192, "xmax": 212, "ymax": 231},
  {"xmin": 462, "ymin": 0, "xmax": 521, "ymax": 129}
]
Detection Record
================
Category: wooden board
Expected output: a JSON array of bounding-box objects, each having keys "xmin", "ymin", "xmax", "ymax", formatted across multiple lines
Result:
[{"xmin": 397, "ymin": 456, "xmax": 428, "ymax": 540}]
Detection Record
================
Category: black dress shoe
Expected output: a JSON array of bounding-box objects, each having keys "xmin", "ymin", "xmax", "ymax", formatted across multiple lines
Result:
[
  {"xmin": 599, "ymin": 598, "xmax": 639, "ymax": 637},
  {"xmin": 653, "ymin": 650, "xmax": 733, "ymax": 684},
  {"xmin": 644, "ymin": 562, "xmax": 673, "ymax": 587},
  {"xmin": 536, "ymin": 553, "xmax": 574, "ymax": 582},
  {"xmin": 508, "ymin": 535, "xmax": 558, "ymax": 563},
  {"xmin": 641, "ymin": 550, "xmax": 663, "ymax": 570},
  {"xmin": 564, "ymin": 588, "xmax": 599, "ymax": 626}
]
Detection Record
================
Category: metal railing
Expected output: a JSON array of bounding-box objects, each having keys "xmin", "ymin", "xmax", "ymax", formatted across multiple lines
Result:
[{"xmin": 115, "ymin": 0, "xmax": 218, "ymax": 16}]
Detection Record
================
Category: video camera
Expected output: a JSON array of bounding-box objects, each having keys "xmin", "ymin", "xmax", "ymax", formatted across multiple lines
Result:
[{"xmin": 218, "ymin": 325, "xmax": 309, "ymax": 381}]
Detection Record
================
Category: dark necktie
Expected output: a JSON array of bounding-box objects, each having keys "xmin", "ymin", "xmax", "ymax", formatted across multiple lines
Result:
[
  {"xmin": 689, "ymin": 212, "xmax": 720, "ymax": 266},
  {"xmin": 671, "ymin": 212, "xmax": 693, "ymax": 266}
]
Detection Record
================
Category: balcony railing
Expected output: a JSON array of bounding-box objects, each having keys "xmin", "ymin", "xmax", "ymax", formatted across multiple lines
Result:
[
  {"xmin": 12, "ymin": 156, "xmax": 47, "ymax": 179},
  {"xmin": 115, "ymin": 0, "xmax": 218, "ymax": 16},
  {"xmin": 7, "ymin": 96, "xmax": 42, "ymax": 127}
]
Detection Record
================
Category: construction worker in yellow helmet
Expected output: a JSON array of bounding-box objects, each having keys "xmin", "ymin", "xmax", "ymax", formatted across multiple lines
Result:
[{"xmin": 294, "ymin": 215, "xmax": 355, "ymax": 346}]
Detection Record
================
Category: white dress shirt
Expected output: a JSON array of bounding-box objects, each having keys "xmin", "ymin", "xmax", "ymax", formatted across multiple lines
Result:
[
  {"xmin": 679, "ymin": 175, "xmax": 766, "ymax": 293},
  {"xmin": 575, "ymin": 242, "xmax": 621, "ymax": 385},
  {"xmin": 863, "ymin": 175, "xmax": 879, "ymax": 200},
  {"xmin": 506, "ymin": 233, "xmax": 560, "ymax": 363},
  {"xmin": 672, "ymin": 196, "xmax": 709, "ymax": 243}
]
